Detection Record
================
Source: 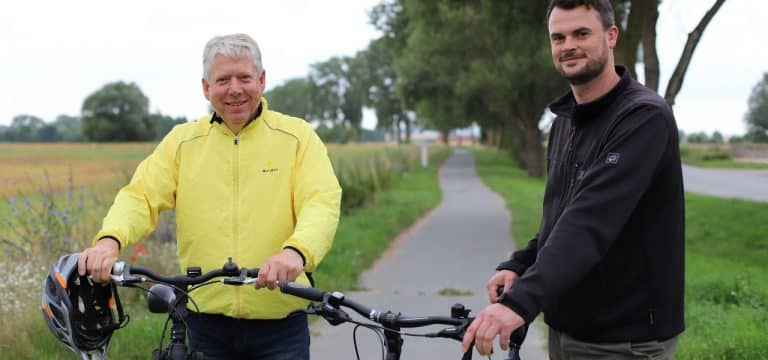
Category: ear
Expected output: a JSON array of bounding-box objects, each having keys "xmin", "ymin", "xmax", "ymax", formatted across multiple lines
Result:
[
  {"xmin": 607, "ymin": 25, "xmax": 619, "ymax": 49},
  {"xmin": 258, "ymin": 70, "xmax": 266, "ymax": 93},
  {"xmin": 202, "ymin": 78, "xmax": 211, "ymax": 101}
]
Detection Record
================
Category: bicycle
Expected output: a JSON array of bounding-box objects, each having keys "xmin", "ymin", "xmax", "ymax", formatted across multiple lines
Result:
[
  {"xmin": 108, "ymin": 257, "xmax": 260, "ymax": 360},
  {"xmin": 278, "ymin": 281, "xmax": 528, "ymax": 360}
]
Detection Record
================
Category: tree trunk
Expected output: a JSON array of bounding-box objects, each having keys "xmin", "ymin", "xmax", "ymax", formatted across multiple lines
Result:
[
  {"xmin": 405, "ymin": 117, "xmax": 412, "ymax": 143},
  {"xmin": 615, "ymin": 0, "xmax": 647, "ymax": 79},
  {"xmin": 642, "ymin": 0, "xmax": 660, "ymax": 91},
  {"xmin": 440, "ymin": 129, "xmax": 450, "ymax": 145},
  {"xmin": 523, "ymin": 123, "xmax": 545, "ymax": 178},
  {"xmin": 664, "ymin": 0, "xmax": 726, "ymax": 106}
]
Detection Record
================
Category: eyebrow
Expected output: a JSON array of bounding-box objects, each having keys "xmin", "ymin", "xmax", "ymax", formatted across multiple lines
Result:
[{"xmin": 550, "ymin": 26, "xmax": 592, "ymax": 38}]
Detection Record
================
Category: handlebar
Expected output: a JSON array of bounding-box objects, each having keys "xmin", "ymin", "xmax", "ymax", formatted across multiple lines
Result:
[
  {"xmin": 106, "ymin": 258, "xmax": 261, "ymax": 360},
  {"xmin": 110, "ymin": 257, "xmax": 259, "ymax": 287},
  {"xmin": 280, "ymin": 281, "xmax": 528, "ymax": 360},
  {"xmin": 279, "ymin": 281, "xmax": 467, "ymax": 329}
]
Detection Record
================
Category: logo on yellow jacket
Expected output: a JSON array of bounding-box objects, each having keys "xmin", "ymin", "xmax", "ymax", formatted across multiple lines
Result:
[{"xmin": 262, "ymin": 161, "xmax": 279, "ymax": 173}]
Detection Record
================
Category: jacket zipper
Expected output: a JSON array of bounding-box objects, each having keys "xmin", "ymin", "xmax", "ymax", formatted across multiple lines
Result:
[
  {"xmin": 559, "ymin": 125, "xmax": 577, "ymax": 207},
  {"xmin": 233, "ymin": 135, "xmax": 241, "ymax": 316}
]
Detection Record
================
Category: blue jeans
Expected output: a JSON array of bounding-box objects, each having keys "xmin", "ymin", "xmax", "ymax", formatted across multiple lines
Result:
[{"xmin": 187, "ymin": 311, "xmax": 310, "ymax": 360}]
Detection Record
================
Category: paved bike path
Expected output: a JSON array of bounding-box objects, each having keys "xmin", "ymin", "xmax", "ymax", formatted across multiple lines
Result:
[
  {"xmin": 682, "ymin": 165, "xmax": 768, "ymax": 203},
  {"xmin": 310, "ymin": 148, "xmax": 547, "ymax": 359}
]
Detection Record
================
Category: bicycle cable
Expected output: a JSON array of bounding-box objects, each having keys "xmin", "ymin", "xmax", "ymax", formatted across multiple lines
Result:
[
  {"xmin": 352, "ymin": 323, "xmax": 386, "ymax": 360},
  {"xmin": 345, "ymin": 321, "xmax": 494, "ymax": 360}
]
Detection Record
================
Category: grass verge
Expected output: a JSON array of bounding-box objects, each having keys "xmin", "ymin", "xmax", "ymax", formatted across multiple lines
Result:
[{"xmin": 470, "ymin": 146, "xmax": 768, "ymax": 359}]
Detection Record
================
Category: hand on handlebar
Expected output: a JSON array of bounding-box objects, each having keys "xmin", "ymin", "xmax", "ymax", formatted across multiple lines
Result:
[
  {"xmin": 256, "ymin": 249, "xmax": 304, "ymax": 290},
  {"xmin": 461, "ymin": 303, "xmax": 525, "ymax": 356},
  {"xmin": 77, "ymin": 238, "xmax": 120, "ymax": 283},
  {"xmin": 485, "ymin": 270, "xmax": 519, "ymax": 303}
]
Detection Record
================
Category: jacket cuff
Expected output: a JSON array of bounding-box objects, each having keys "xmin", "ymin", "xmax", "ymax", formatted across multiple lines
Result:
[
  {"xmin": 498, "ymin": 289, "xmax": 539, "ymax": 324},
  {"xmin": 99, "ymin": 236, "xmax": 122, "ymax": 250},
  {"xmin": 283, "ymin": 246, "xmax": 306, "ymax": 267},
  {"xmin": 496, "ymin": 259, "xmax": 528, "ymax": 277},
  {"xmin": 93, "ymin": 229, "xmax": 127, "ymax": 251}
]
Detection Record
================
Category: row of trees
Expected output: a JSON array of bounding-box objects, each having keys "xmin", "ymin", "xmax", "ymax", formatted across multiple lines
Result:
[
  {"xmin": 265, "ymin": 0, "xmax": 728, "ymax": 177},
  {"xmin": 9, "ymin": 1, "xmax": 767, "ymax": 175},
  {"xmin": 0, "ymin": 82, "xmax": 186, "ymax": 142}
]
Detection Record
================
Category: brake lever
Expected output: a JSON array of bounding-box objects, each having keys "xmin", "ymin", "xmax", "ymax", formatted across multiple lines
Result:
[
  {"xmin": 221, "ymin": 268, "xmax": 257, "ymax": 286},
  {"xmin": 306, "ymin": 294, "xmax": 352, "ymax": 326},
  {"xmin": 109, "ymin": 261, "xmax": 144, "ymax": 285}
]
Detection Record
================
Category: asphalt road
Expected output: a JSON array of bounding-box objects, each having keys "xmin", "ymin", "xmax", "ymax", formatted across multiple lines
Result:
[
  {"xmin": 682, "ymin": 165, "xmax": 768, "ymax": 202},
  {"xmin": 309, "ymin": 148, "xmax": 547, "ymax": 359}
]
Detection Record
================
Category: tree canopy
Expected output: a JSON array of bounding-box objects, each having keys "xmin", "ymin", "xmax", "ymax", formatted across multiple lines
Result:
[
  {"xmin": 745, "ymin": 72, "xmax": 768, "ymax": 143},
  {"xmin": 81, "ymin": 81, "xmax": 155, "ymax": 141}
]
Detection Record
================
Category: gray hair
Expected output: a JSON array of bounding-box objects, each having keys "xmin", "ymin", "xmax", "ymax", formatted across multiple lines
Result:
[{"xmin": 202, "ymin": 33, "xmax": 263, "ymax": 81}]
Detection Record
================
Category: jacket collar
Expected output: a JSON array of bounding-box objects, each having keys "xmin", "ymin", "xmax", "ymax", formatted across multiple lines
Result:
[{"xmin": 549, "ymin": 66, "xmax": 632, "ymax": 121}]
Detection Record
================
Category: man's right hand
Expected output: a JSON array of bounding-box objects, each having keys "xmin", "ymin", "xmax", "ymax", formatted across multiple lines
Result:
[
  {"xmin": 486, "ymin": 270, "xmax": 519, "ymax": 303},
  {"xmin": 77, "ymin": 237, "xmax": 120, "ymax": 283}
]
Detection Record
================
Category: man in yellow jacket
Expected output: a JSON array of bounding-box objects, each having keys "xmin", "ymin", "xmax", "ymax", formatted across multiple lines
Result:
[{"xmin": 77, "ymin": 33, "xmax": 342, "ymax": 359}]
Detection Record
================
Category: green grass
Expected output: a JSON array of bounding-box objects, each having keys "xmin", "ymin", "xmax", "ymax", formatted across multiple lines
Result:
[
  {"xmin": 4, "ymin": 146, "xmax": 452, "ymax": 359},
  {"xmin": 677, "ymin": 194, "xmax": 768, "ymax": 359},
  {"xmin": 470, "ymin": 147, "xmax": 544, "ymax": 247},
  {"xmin": 680, "ymin": 145, "xmax": 768, "ymax": 169},
  {"xmin": 471, "ymin": 146, "xmax": 768, "ymax": 359}
]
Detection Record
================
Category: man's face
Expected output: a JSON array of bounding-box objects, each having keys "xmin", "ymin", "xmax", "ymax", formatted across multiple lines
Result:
[
  {"xmin": 202, "ymin": 55, "xmax": 265, "ymax": 132},
  {"xmin": 548, "ymin": 6, "xmax": 617, "ymax": 85}
]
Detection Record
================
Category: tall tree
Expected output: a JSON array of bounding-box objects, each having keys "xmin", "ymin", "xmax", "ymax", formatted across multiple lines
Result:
[
  {"xmin": 615, "ymin": 0, "xmax": 726, "ymax": 105},
  {"xmin": 745, "ymin": 72, "xmax": 768, "ymax": 143},
  {"xmin": 390, "ymin": 1, "xmax": 564, "ymax": 176},
  {"xmin": 53, "ymin": 115, "xmax": 84, "ymax": 142},
  {"xmin": 81, "ymin": 81, "xmax": 154, "ymax": 142},
  {"xmin": 369, "ymin": 1, "xmax": 414, "ymax": 142},
  {"xmin": 3, "ymin": 114, "xmax": 45, "ymax": 141},
  {"xmin": 359, "ymin": 40, "xmax": 411, "ymax": 143},
  {"xmin": 265, "ymin": 77, "xmax": 315, "ymax": 121},
  {"xmin": 309, "ymin": 56, "xmax": 368, "ymax": 142}
]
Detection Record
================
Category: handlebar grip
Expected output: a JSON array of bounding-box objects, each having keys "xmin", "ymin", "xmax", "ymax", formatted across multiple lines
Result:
[{"xmin": 279, "ymin": 282, "xmax": 326, "ymax": 301}]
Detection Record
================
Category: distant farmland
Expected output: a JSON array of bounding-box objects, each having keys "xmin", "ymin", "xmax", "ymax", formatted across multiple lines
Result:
[{"xmin": 0, "ymin": 142, "xmax": 155, "ymax": 197}]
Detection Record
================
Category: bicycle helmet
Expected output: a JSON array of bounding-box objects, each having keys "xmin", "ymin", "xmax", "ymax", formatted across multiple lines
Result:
[{"xmin": 42, "ymin": 253, "xmax": 127, "ymax": 358}]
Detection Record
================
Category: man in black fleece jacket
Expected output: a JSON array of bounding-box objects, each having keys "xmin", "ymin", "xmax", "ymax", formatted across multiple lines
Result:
[{"xmin": 462, "ymin": 1, "xmax": 685, "ymax": 359}]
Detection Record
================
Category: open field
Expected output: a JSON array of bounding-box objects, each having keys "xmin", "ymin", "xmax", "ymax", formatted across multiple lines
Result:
[{"xmin": 0, "ymin": 142, "xmax": 154, "ymax": 197}]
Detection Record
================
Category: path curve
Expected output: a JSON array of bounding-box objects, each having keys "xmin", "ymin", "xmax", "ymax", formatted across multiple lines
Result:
[{"xmin": 309, "ymin": 148, "xmax": 547, "ymax": 359}]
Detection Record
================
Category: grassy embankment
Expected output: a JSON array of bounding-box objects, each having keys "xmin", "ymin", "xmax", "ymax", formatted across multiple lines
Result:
[
  {"xmin": 471, "ymin": 146, "xmax": 767, "ymax": 359},
  {"xmin": 0, "ymin": 142, "xmax": 451, "ymax": 359},
  {"xmin": 680, "ymin": 144, "xmax": 768, "ymax": 169}
]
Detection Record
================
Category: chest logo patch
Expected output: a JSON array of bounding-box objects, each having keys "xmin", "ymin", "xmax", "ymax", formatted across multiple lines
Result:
[
  {"xmin": 262, "ymin": 161, "xmax": 279, "ymax": 173},
  {"xmin": 606, "ymin": 153, "xmax": 620, "ymax": 165}
]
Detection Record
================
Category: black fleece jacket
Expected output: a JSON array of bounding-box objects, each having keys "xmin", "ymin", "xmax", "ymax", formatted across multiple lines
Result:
[{"xmin": 497, "ymin": 67, "xmax": 685, "ymax": 342}]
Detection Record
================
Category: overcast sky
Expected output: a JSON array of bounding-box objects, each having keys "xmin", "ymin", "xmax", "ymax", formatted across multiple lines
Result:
[{"xmin": 0, "ymin": 0, "xmax": 762, "ymax": 136}]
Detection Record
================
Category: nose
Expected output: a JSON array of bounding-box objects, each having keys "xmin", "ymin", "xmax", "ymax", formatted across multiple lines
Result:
[
  {"xmin": 562, "ymin": 36, "xmax": 577, "ymax": 51},
  {"xmin": 227, "ymin": 79, "xmax": 244, "ymax": 95}
]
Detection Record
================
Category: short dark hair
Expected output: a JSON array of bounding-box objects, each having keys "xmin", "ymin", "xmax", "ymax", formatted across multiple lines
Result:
[{"xmin": 547, "ymin": 0, "xmax": 615, "ymax": 29}]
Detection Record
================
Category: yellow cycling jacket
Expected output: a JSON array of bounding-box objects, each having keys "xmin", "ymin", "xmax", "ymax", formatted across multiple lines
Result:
[{"xmin": 94, "ymin": 99, "xmax": 341, "ymax": 319}]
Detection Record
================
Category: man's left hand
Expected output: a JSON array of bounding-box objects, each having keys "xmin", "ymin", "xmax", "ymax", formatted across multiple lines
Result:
[
  {"xmin": 256, "ymin": 249, "xmax": 304, "ymax": 290},
  {"xmin": 460, "ymin": 303, "xmax": 525, "ymax": 356}
]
